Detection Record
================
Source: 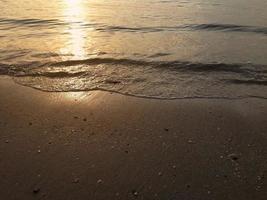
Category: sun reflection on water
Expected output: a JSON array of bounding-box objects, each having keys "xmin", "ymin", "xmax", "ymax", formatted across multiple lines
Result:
[{"xmin": 60, "ymin": 0, "xmax": 88, "ymax": 60}]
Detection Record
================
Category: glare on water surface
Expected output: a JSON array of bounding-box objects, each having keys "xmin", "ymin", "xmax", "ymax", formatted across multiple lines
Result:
[{"xmin": 60, "ymin": 0, "xmax": 87, "ymax": 60}]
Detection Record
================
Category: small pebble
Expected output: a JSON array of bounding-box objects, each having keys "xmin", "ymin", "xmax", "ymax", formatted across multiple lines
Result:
[
  {"xmin": 228, "ymin": 153, "xmax": 239, "ymax": 161},
  {"xmin": 37, "ymin": 150, "xmax": 41, "ymax": 153},
  {"xmin": 33, "ymin": 187, "xmax": 40, "ymax": 194},
  {"xmin": 164, "ymin": 128, "xmax": 169, "ymax": 132},
  {"xmin": 132, "ymin": 190, "xmax": 138, "ymax": 197},
  {"xmin": 97, "ymin": 179, "xmax": 103, "ymax": 184},
  {"xmin": 73, "ymin": 178, "xmax": 79, "ymax": 183},
  {"xmin": 256, "ymin": 185, "xmax": 261, "ymax": 191},
  {"xmin": 29, "ymin": 122, "xmax": 33, "ymax": 126},
  {"xmin": 158, "ymin": 172, "xmax": 162, "ymax": 176},
  {"xmin": 187, "ymin": 139, "xmax": 195, "ymax": 144},
  {"xmin": 5, "ymin": 140, "xmax": 9, "ymax": 143}
]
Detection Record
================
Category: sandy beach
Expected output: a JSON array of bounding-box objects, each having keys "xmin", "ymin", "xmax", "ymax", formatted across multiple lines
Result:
[{"xmin": 0, "ymin": 76, "xmax": 266, "ymax": 199}]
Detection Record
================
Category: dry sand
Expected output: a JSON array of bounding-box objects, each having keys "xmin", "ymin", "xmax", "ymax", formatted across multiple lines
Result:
[{"xmin": 0, "ymin": 76, "xmax": 266, "ymax": 200}]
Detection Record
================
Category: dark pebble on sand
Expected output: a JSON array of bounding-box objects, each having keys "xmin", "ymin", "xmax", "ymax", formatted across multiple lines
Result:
[
  {"xmin": 131, "ymin": 190, "xmax": 138, "ymax": 197},
  {"xmin": 105, "ymin": 80, "xmax": 121, "ymax": 84},
  {"xmin": 83, "ymin": 118, "xmax": 87, "ymax": 122},
  {"xmin": 29, "ymin": 122, "xmax": 32, "ymax": 126},
  {"xmin": 33, "ymin": 187, "xmax": 40, "ymax": 194},
  {"xmin": 228, "ymin": 153, "xmax": 239, "ymax": 161},
  {"xmin": 73, "ymin": 178, "xmax": 80, "ymax": 183},
  {"xmin": 164, "ymin": 128, "xmax": 169, "ymax": 132}
]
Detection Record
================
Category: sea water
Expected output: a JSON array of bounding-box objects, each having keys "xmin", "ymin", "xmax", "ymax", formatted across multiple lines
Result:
[{"xmin": 1, "ymin": 0, "xmax": 267, "ymax": 98}]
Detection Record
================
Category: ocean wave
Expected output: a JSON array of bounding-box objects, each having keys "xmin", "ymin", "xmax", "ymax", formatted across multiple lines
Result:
[
  {"xmin": 1, "ymin": 58, "xmax": 266, "ymax": 74},
  {"xmin": 0, "ymin": 57, "xmax": 265, "ymax": 99},
  {"xmin": 1, "ymin": 58, "xmax": 266, "ymax": 88},
  {"xmin": 1, "ymin": 17, "xmax": 267, "ymax": 36}
]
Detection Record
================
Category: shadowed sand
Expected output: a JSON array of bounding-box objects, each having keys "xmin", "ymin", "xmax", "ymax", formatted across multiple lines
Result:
[{"xmin": 0, "ymin": 76, "xmax": 266, "ymax": 200}]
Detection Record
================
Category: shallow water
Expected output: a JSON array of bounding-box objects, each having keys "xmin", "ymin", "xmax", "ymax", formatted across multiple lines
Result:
[{"xmin": 1, "ymin": 0, "xmax": 267, "ymax": 98}]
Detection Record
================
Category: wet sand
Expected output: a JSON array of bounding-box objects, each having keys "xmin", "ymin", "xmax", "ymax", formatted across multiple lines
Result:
[{"xmin": 0, "ymin": 76, "xmax": 266, "ymax": 200}]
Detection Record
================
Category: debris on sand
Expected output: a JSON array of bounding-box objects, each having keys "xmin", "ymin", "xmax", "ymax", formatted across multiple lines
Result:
[
  {"xmin": 105, "ymin": 79, "xmax": 121, "ymax": 84},
  {"xmin": 131, "ymin": 190, "xmax": 138, "ymax": 197},
  {"xmin": 33, "ymin": 187, "xmax": 40, "ymax": 194},
  {"xmin": 73, "ymin": 178, "xmax": 80, "ymax": 184},
  {"xmin": 228, "ymin": 153, "xmax": 239, "ymax": 161},
  {"xmin": 187, "ymin": 139, "xmax": 195, "ymax": 144}
]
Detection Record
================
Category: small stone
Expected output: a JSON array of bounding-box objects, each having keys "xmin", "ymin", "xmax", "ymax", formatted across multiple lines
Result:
[
  {"xmin": 158, "ymin": 172, "xmax": 162, "ymax": 176},
  {"xmin": 5, "ymin": 140, "xmax": 9, "ymax": 143},
  {"xmin": 71, "ymin": 130, "xmax": 76, "ymax": 133},
  {"xmin": 97, "ymin": 179, "xmax": 103, "ymax": 184},
  {"xmin": 228, "ymin": 153, "xmax": 239, "ymax": 161},
  {"xmin": 83, "ymin": 118, "xmax": 87, "ymax": 122},
  {"xmin": 172, "ymin": 165, "xmax": 176, "ymax": 169},
  {"xmin": 164, "ymin": 128, "xmax": 169, "ymax": 132},
  {"xmin": 29, "ymin": 122, "xmax": 33, "ymax": 126},
  {"xmin": 187, "ymin": 139, "xmax": 195, "ymax": 144},
  {"xmin": 37, "ymin": 150, "xmax": 41, "ymax": 153},
  {"xmin": 132, "ymin": 190, "xmax": 138, "ymax": 197},
  {"xmin": 33, "ymin": 187, "xmax": 40, "ymax": 194},
  {"xmin": 73, "ymin": 178, "xmax": 79, "ymax": 183},
  {"xmin": 256, "ymin": 185, "xmax": 261, "ymax": 191}
]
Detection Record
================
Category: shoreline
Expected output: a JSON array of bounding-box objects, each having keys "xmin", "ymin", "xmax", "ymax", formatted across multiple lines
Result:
[{"xmin": 0, "ymin": 76, "xmax": 267, "ymax": 200}]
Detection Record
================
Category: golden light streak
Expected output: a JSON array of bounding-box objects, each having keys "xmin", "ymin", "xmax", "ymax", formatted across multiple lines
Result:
[{"xmin": 61, "ymin": 0, "xmax": 87, "ymax": 60}]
